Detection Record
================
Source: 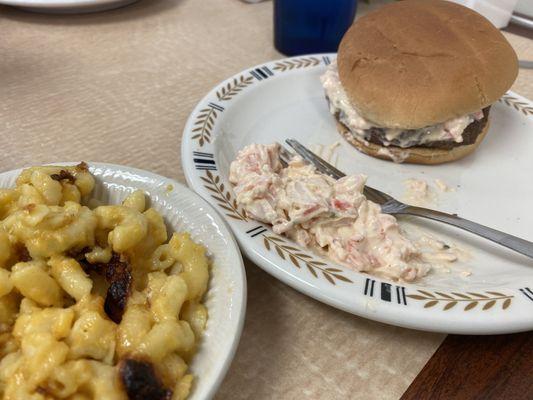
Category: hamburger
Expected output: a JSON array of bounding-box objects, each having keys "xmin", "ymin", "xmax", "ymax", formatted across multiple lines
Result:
[{"xmin": 321, "ymin": 0, "xmax": 518, "ymax": 164}]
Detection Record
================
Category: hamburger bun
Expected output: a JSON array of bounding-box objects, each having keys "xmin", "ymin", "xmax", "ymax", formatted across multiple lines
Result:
[
  {"xmin": 337, "ymin": 0, "xmax": 518, "ymax": 129},
  {"xmin": 336, "ymin": 120, "xmax": 490, "ymax": 165}
]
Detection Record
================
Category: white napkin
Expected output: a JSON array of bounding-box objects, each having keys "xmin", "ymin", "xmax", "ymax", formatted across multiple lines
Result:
[{"xmin": 447, "ymin": 0, "xmax": 519, "ymax": 28}]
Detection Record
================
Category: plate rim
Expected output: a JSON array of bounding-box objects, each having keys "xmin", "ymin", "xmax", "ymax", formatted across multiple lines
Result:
[
  {"xmin": 0, "ymin": 0, "xmax": 137, "ymax": 9},
  {"xmin": 181, "ymin": 53, "xmax": 533, "ymax": 335},
  {"xmin": 0, "ymin": 161, "xmax": 247, "ymax": 400}
]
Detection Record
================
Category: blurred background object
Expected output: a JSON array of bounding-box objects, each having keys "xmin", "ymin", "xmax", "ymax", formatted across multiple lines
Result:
[
  {"xmin": 274, "ymin": 0, "xmax": 357, "ymax": 56},
  {"xmin": 516, "ymin": 0, "xmax": 533, "ymax": 17},
  {"xmin": 448, "ymin": 0, "xmax": 519, "ymax": 28},
  {"xmin": 511, "ymin": 0, "xmax": 533, "ymax": 31},
  {"xmin": 0, "ymin": 0, "xmax": 139, "ymax": 14}
]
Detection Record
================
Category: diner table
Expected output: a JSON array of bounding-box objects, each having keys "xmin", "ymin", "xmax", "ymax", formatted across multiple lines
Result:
[{"xmin": 1, "ymin": 1, "xmax": 532, "ymax": 399}]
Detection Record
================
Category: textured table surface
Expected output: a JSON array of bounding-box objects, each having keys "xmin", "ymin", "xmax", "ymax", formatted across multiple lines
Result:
[{"xmin": 1, "ymin": 1, "xmax": 532, "ymax": 399}]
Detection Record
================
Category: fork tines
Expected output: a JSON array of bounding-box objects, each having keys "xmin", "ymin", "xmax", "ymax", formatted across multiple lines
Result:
[
  {"xmin": 284, "ymin": 139, "xmax": 345, "ymax": 180},
  {"xmin": 283, "ymin": 139, "xmax": 394, "ymax": 205}
]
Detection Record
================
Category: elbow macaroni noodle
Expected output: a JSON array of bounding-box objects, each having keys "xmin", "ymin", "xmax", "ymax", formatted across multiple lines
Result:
[{"xmin": 0, "ymin": 164, "xmax": 210, "ymax": 399}]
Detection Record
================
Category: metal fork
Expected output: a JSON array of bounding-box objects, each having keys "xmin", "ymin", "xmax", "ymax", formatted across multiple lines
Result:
[{"xmin": 282, "ymin": 139, "xmax": 533, "ymax": 260}]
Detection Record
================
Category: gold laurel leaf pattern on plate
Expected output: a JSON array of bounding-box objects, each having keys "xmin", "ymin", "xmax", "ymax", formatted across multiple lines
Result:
[
  {"xmin": 500, "ymin": 94, "xmax": 533, "ymax": 116},
  {"xmin": 218, "ymin": 204, "xmax": 236, "ymax": 213},
  {"xmin": 332, "ymin": 274, "xmax": 353, "ymax": 283},
  {"xmin": 289, "ymin": 254, "xmax": 300, "ymax": 268},
  {"xmin": 281, "ymin": 245, "xmax": 300, "ymax": 252},
  {"xmin": 406, "ymin": 294, "xmax": 427, "ymax": 300},
  {"xmin": 323, "ymin": 272, "xmax": 335, "ymax": 285},
  {"xmin": 216, "ymin": 75, "xmax": 254, "ymax": 101},
  {"xmin": 276, "ymin": 246, "xmax": 285, "ymax": 260},
  {"xmin": 272, "ymin": 57, "xmax": 321, "ymax": 72},
  {"xmin": 308, "ymin": 261, "xmax": 327, "ymax": 267},
  {"xmin": 424, "ymin": 300, "xmax": 438, "ymax": 308},
  {"xmin": 467, "ymin": 292, "xmax": 488, "ymax": 299},
  {"xmin": 443, "ymin": 301, "xmax": 457, "ymax": 311},
  {"xmin": 407, "ymin": 290, "xmax": 514, "ymax": 312},
  {"xmin": 201, "ymin": 171, "xmax": 248, "ymax": 221},
  {"xmin": 192, "ymin": 107, "xmax": 218, "ymax": 147},
  {"xmin": 452, "ymin": 292, "xmax": 472, "ymax": 299},
  {"xmin": 296, "ymin": 253, "xmax": 312, "ymax": 259},
  {"xmin": 261, "ymin": 235, "xmax": 353, "ymax": 285},
  {"xmin": 203, "ymin": 186, "xmax": 218, "ymax": 195},
  {"xmin": 435, "ymin": 292, "xmax": 454, "ymax": 299},
  {"xmin": 503, "ymin": 298, "xmax": 512, "ymax": 309},
  {"xmin": 483, "ymin": 300, "xmax": 496, "ymax": 310},
  {"xmin": 487, "ymin": 291, "xmax": 506, "ymax": 296}
]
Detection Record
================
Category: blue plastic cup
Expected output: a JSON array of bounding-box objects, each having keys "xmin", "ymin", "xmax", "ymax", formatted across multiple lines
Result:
[{"xmin": 274, "ymin": 0, "xmax": 358, "ymax": 56}]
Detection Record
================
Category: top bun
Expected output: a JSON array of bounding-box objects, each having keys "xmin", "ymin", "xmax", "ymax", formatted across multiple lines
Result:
[{"xmin": 337, "ymin": 0, "xmax": 518, "ymax": 129}]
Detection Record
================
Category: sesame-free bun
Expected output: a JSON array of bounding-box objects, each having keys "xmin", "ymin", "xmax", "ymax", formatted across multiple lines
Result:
[
  {"xmin": 337, "ymin": 120, "xmax": 490, "ymax": 165},
  {"xmin": 337, "ymin": 0, "xmax": 518, "ymax": 129}
]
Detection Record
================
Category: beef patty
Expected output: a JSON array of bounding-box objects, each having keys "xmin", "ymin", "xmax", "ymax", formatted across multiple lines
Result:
[{"xmin": 333, "ymin": 104, "xmax": 490, "ymax": 150}]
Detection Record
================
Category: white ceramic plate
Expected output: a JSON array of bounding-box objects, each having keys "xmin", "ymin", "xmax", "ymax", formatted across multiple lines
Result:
[
  {"xmin": 0, "ymin": 0, "xmax": 138, "ymax": 13},
  {"xmin": 0, "ymin": 162, "xmax": 246, "ymax": 400},
  {"xmin": 182, "ymin": 54, "xmax": 533, "ymax": 335}
]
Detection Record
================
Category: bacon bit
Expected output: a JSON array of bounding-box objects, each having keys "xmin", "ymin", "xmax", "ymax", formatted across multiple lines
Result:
[
  {"xmin": 81, "ymin": 253, "xmax": 132, "ymax": 323},
  {"xmin": 119, "ymin": 359, "xmax": 172, "ymax": 400},
  {"xmin": 50, "ymin": 170, "xmax": 75, "ymax": 184},
  {"xmin": 36, "ymin": 387, "xmax": 50, "ymax": 395},
  {"xmin": 331, "ymin": 198, "xmax": 350, "ymax": 211},
  {"xmin": 22, "ymin": 203, "xmax": 36, "ymax": 212},
  {"xmin": 103, "ymin": 254, "xmax": 132, "ymax": 324},
  {"xmin": 75, "ymin": 162, "xmax": 89, "ymax": 172},
  {"xmin": 80, "ymin": 258, "xmax": 101, "ymax": 274},
  {"xmin": 15, "ymin": 245, "xmax": 31, "ymax": 262}
]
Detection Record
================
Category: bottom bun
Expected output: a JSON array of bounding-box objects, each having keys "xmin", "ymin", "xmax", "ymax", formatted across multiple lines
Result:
[{"xmin": 337, "ymin": 121, "xmax": 490, "ymax": 165}]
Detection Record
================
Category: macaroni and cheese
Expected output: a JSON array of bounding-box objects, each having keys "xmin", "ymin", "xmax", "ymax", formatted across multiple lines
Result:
[{"xmin": 0, "ymin": 163, "xmax": 210, "ymax": 400}]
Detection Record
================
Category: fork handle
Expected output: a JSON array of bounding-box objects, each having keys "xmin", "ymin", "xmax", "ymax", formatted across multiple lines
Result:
[{"xmin": 397, "ymin": 206, "xmax": 533, "ymax": 259}]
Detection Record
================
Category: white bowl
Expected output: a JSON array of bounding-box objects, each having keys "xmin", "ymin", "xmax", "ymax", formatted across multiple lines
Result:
[{"xmin": 0, "ymin": 162, "xmax": 246, "ymax": 400}]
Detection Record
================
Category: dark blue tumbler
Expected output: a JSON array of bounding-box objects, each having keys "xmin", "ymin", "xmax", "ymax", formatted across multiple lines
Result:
[{"xmin": 274, "ymin": 0, "xmax": 357, "ymax": 56}]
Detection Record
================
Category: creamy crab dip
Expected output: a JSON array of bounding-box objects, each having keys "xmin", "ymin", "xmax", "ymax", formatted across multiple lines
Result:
[{"xmin": 229, "ymin": 143, "xmax": 458, "ymax": 282}]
